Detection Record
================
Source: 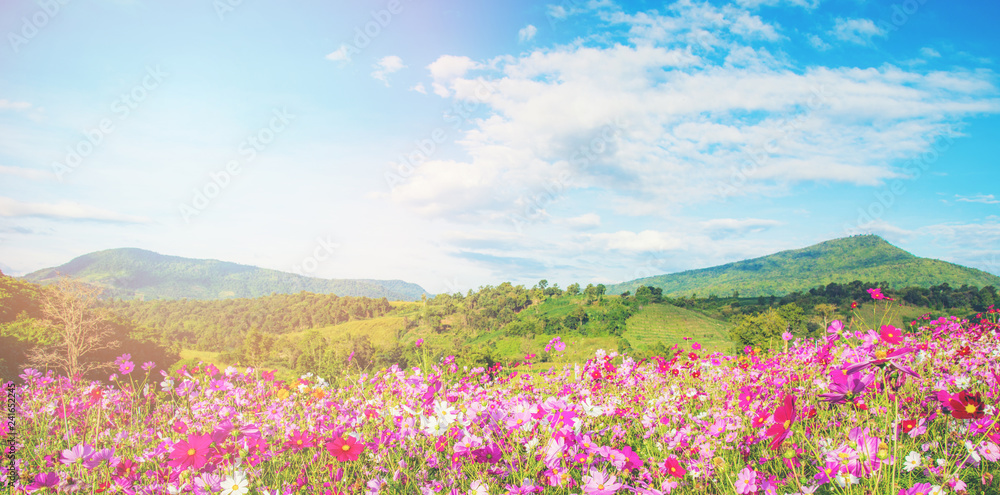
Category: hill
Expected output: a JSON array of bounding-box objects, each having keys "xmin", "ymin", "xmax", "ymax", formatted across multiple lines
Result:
[
  {"xmin": 20, "ymin": 248, "xmax": 429, "ymax": 301},
  {"xmin": 607, "ymin": 235, "xmax": 1000, "ymax": 298}
]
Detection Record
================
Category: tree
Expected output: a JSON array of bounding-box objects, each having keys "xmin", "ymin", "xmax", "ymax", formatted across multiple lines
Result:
[
  {"xmin": 813, "ymin": 303, "xmax": 837, "ymax": 328},
  {"xmin": 729, "ymin": 307, "xmax": 787, "ymax": 351},
  {"xmin": 29, "ymin": 278, "xmax": 120, "ymax": 378},
  {"xmin": 566, "ymin": 283, "xmax": 581, "ymax": 296},
  {"xmin": 240, "ymin": 328, "xmax": 275, "ymax": 370}
]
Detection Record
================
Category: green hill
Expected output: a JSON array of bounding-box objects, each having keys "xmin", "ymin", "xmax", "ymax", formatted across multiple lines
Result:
[
  {"xmin": 21, "ymin": 248, "xmax": 429, "ymax": 301},
  {"xmin": 607, "ymin": 235, "xmax": 1000, "ymax": 298}
]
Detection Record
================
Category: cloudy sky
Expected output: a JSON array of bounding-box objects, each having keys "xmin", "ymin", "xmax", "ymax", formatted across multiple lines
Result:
[{"xmin": 1, "ymin": 0, "xmax": 999, "ymax": 293}]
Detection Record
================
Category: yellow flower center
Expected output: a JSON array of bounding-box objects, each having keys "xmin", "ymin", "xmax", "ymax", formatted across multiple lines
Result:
[
  {"xmin": 187, "ymin": 448, "xmax": 196, "ymax": 456},
  {"xmin": 783, "ymin": 420, "xmax": 791, "ymax": 429},
  {"xmin": 342, "ymin": 444, "xmax": 350, "ymax": 451},
  {"xmin": 874, "ymin": 350, "xmax": 887, "ymax": 360},
  {"xmin": 232, "ymin": 485, "xmax": 239, "ymax": 491},
  {"xmin": 598, "ymin": 484, "xmax": 605, "ymax": 490},
  {"xmin": 296, "ymin": 439, "xmax": 303, "ymax": 445},
  {"xmin": 966, "ymin": 404, "xmax": 977, "ymax": 414}
]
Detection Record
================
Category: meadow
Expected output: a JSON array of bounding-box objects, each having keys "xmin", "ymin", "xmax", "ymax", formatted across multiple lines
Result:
[{"xmin": 4, "ymin": 294, "xmax": 999, "ymax": 494}]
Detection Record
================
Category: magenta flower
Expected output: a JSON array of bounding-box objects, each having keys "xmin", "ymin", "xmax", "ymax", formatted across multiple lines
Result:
[
  {"xmin": 168, "ymin": 433, "xmax": 213, "ymax": 471},
  {"xmin": 415, "ymin": 338, "xmax": 424, "ymax": 348},
  {"xmin": 879, "ymin": 325, "xmax": 903, "ymax": 345},
  {"xmin": 819, "ymin": 369, "xmax": 875, "ymax": 404},
  {"xmin": 904, "ymin": 482, "xmax": 933, "ymax": 495}
]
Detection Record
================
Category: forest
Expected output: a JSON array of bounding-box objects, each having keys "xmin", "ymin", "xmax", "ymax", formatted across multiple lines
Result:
[{"xmin": 2, "ymin": 270, "xmax": 996, "ymax": 384}]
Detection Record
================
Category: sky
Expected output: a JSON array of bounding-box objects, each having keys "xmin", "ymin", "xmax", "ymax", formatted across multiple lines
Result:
[{"xmin": 1, "ymin": 0, "xmax": 999, "ymax": 294}]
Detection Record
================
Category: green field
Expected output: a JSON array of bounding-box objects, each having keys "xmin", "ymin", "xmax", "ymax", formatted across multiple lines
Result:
[
  {"xmin": 282, "ymin": 317, "xmax": 408, "ymax": 348},
  {"xmin": 623, "ymin": 303, "xmax": 732, "ymax": 353}
]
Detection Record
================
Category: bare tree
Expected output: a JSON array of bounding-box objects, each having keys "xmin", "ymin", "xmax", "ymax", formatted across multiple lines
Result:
[{"xmin": 28, "ymin": 278, "xmax": 120, "ymax": 378}]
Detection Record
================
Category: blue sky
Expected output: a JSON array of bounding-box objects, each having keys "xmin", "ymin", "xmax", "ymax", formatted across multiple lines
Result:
[{"xmin": 1, "ymin": 0, "xmax": 999, "ymax": 293}]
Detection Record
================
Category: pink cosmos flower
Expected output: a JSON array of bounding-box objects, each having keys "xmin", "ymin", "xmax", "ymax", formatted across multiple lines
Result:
[
  {"xmin": 582, "ymin": 468, "xmax": 622, "ymax": 495},
  {"xmin": 168, "ymin": 433, "xmax": 213, "ymax": 471},
  {"xmin": 734, "ymin": 467, "xmax": 758, "ymax": 494},
  {"xmin": 326, "ymin": 434, "xmax": 365, "ymax": 462},
  {"xmin": 285, "ymin": 429, "xmax": 317, "ymax": 451},
  {"xmin": 867, "ymin": 288, "xmax": 886, "ymax": 300},
  {"xmin": 664, "ymin": 457, "xmax": 686, "ymax": 478},
  {"xmin": 904, "ymin": 482, "xmax": 933, "ymax": 495},
  {"xmin": 879, "ymin": 325, "xmax": 903, "ymax": 345},
  {"xmin": 59, "ymin": 444, "xmax": 95, "ymax": 465},
  {"xmin": 980, "ymin": 442, "xmax": 1000, "ymax": 462},
  {"xmin": 765, "ymin": 395, "xmax": 796, "ymax": 450},
  {"xmin": 119, "ymin": 361, "xmax": 134, "ymax": 375}
]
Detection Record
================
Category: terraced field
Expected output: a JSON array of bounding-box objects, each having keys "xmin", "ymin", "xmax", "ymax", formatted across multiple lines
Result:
[{"xmin": 623, "ymin": 303, "xmax": 732, "ymax": 354}]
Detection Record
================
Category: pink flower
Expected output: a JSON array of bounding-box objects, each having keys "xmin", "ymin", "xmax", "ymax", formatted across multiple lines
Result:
[
  {"xmin": 168, "ymin": 434, "xmax": 213, "ymax": 471},
  {"xmin": 980, "ymin": 442, "xmax": 1000, "ymax": 462},
  {"xmin": 691, "ymin": 342, "xmax": 701, "ymax": 351},
  {"xmin": 118, "ymin": 361, "xmax": 134, "ymax": 375},
  {"xmin": 879, "ymin": 325, "xmax": 902, "ymax": 345},
  {"xmin": 284, "ymin": 429, "xmax": 316, "ymax": 451},
  {"xmin": 735, "ymin": 467, "xmax": 758, "ymax": 494},
  {"xmin": 326, "ymin": 434, "xmax": 365, "ymax": 462},
  {"xmin": 582, "ymin": 468, "xmax": 622, "ymax": 495},
  {"xmin": 663, "ymin": 457, "xmax": 686, "ymax": 478}
]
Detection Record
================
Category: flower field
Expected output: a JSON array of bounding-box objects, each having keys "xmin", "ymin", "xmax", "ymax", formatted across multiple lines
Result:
[{"xmin": 4, "ymin": 299, "xmax": 1000, "ymax": 494}]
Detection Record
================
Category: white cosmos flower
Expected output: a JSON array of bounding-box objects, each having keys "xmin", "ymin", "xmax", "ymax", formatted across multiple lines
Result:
[
  {"xmin": 581, "ymin": 398, "xmax": 604, "ymax": 417},
  {"xmin": 220, "ymin": 471, "xmax": 250, "ymax": 495},
  {"xmin": 903, "ymin": 451, "xmax": 922, "ymax": 472}
]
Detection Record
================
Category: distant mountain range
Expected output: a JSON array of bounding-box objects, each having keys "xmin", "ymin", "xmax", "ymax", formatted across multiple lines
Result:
[
  {"xmin": 607, "ymin": 235, "xmax": 1000, "ymax": 298},
  {"xmin": 20, "ymin": 248, "xmax": 429, "ymax": 301}
]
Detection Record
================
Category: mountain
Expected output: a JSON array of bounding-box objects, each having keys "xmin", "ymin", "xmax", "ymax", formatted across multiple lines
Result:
[
  {"xmin": 607, "ymin": 235, "xmax": 1000, "ymax": 298},
  {"xmin": 20, "ymin": 248, "xmax": 429, "ymax": 301}
]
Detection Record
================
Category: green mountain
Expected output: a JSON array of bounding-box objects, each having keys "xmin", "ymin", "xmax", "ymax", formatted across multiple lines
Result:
[
  {"xmin": 21, "ymin": 248, "xmax": 429, "ymax": 301},
  {"xmin": 607, "ymin": 235, "xmax": 1000, "ymax": 298}
]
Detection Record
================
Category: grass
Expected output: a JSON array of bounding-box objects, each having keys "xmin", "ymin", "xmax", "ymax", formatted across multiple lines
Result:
[
  {"xmin": 173, "ymin": 349, "xmax": 230, "ymax": 372},
  {"xmin": 282, "ymin": 317, "xmax": 409, "ymax": 349},
  {"xmin": 623, "ymin": 302, "xmax": 732, "ymax": 354}
]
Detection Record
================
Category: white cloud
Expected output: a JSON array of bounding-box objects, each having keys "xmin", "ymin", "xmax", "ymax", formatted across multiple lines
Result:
[
  {"xmin": 0, "ymin": 99, "xmax": 31, "ymax": 111},
  {"xmin": 701, "ymin": 218, "xmax": 782, "ymax": 236},
  {"xmin": 735, "ymin": 0, "xmax": 820, "ymax": 8},
  {"xmin": 371, "ymin": 55, "xmax": 406, "ymax": 86},
  {"xmin": 410, "ymin": 82, "xmax": 427, "ymax": 94},
  {"xmin": 325, "ymin": 44, "xmax": 352, "ymax": 63},
  {"xmin": 393, "ymin": 35, "xmax": 998, "ymax": 223},
  {"xmin": 518, "ymin": 24, "xmax": 537, "ymax": 43},
  {"xmin": 0, "ymin": 197, "xmax": 152, "ymax": 223},
  {"xmin": 427, "ymin": 55, "xmax": 481, "ymax": 97},
  {"xmin": 955, "ymin": 194, "xmax": 1000, "ymax": 204},
  {"xmin": 563, "ymin": 213, "xmax": 601, "ymax": 229},
  {"xmin": 586, "ymin": 230, "xmax": 686, "ymax": 253},
  {"xmin": 808, "ymin": 34, "xmax": 831, "ymax": 51},
  {"xmin": 831, "ymin": 18, "xmax": 886, "ymax": 45},
  {"xmin": 920, "ymin": 47, "xmax": 941, "ymax": 58}
]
